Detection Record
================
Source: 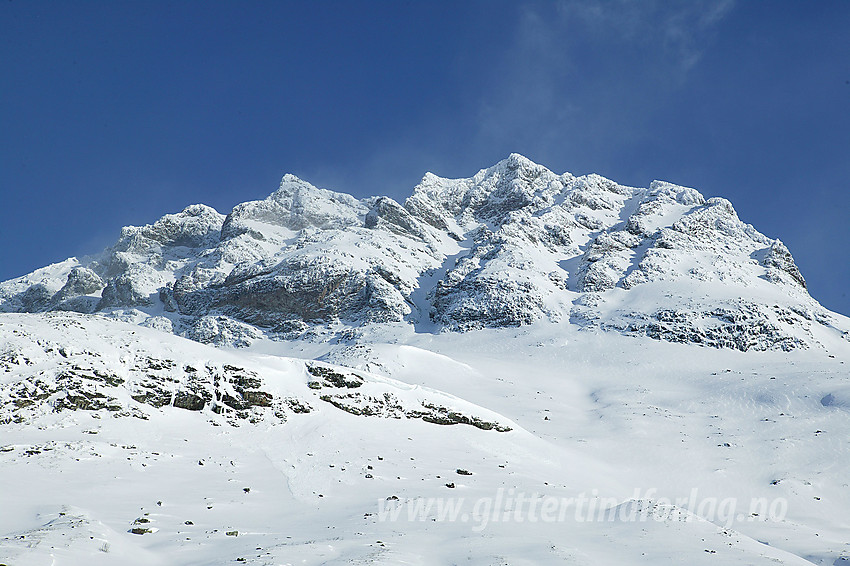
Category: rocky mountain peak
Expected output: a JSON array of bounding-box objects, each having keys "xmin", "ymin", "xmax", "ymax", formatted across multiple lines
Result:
[
  {"xmin": 115, "ymin": 204, "xmax": 224, "ymax": 253},
  {"xmin": 221, "ymin": 174, "xmax": 367, "ymax": 241}
]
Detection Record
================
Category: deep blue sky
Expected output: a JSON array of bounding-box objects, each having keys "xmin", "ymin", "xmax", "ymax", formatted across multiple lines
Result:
[{"xmin": 2, "ymin": 1, "xmax": 849, "ymax": 315}]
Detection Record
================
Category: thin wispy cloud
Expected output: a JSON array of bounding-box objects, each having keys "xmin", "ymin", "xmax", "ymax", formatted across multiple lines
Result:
[
  {"xmin": 556, "ymin": 0, "xmax": 735, "ymax": 72},
  {"xmin": 468, "ymin": 0, "xmax": 736, "ymax": 175},
  {"xmin": 325, "ymin": 2, "xmax": 738, "ymax": 195}
]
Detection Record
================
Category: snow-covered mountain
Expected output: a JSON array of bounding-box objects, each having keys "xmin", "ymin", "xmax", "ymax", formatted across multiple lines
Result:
[
  {"xmin": 2, "ymin": 156, "xmax": 850, "ymax": 565},
  {"xmin": 2, "ymin": 154, "xmax": 844, "ymax": 351}
]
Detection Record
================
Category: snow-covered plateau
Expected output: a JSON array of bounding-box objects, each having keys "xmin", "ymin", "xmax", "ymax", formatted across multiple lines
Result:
[{"xmin": 1, "ymin": 155, "xmax": 849, "ymax": 565}]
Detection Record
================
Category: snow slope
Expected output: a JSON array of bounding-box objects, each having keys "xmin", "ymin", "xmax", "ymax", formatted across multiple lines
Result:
[
  {"xmin": 2, "ymin": 155, "xmax": 850, "ymax": 564},
  {"xmin": 2, "ymin": 311, "xmax": 849, "ymax": 564}
]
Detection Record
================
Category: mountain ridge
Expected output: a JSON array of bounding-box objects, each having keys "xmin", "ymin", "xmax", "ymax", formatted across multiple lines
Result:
[{"xmin": 1, "ymin": 154, "xmax": 844, "ymax": 351}]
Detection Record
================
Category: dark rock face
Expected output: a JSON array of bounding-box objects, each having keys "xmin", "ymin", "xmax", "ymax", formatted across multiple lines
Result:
[
  {"xmin": 173, "ymin": 258, "xmax": 407, "ymax": 328},
  {"xmin": 98, "ymin": 274, "xmax": 154, "ymax": 309},
  {"xmin": 305, "ymin": 363, "xmax": 512, "ymax": 432},
  {"xmin": 54, "ymin": 267, "xmax": 104, "ymax": 302},
  {"xmin": 762, "ymin": 240, "xmax": 806, "ymax": 288},
  {"xmin": 366, "ymin": 196, "xmax": 431, "ymax": 242},
  {"xmin": 307, "ymin": 364, "xmax": 365, "ymax": 388},
  {"xmin": 433, "ymin": 275, "xmax": 546, "ymax": 331},
  {"xmin": 19, "ymin": 284, "xmax": 53, "ymax": 313},
  {"xmin": 217, "ymin": 261, "xmax": 372, "ymax": 323},
  {"xmin": 603, "ymin": 303, "xmax": 809, "ymax": 352},
  {"xmin": 0, "ymin": 343, "xmax": 296, "ymax": 426},
  {"xmin": 50, "ymin": 267, "xmax": 105, "ymax": 314}
]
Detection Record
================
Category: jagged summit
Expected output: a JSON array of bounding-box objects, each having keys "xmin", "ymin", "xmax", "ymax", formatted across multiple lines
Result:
[
  {"xmin": 1, "ymin": 156, "xmax": 844, "ymax": 350},
  {"xmin": 221, "ymin": 174, "xmax": 366, "ymax": 240},
  {"xmin": 412, "ymin": 152, "xmax": 578, "ymax": 226}
]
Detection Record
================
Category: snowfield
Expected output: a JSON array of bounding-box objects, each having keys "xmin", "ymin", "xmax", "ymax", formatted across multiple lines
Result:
[
  {"xmin": 1, "ymin": 312, "xmax": 848, "ymax": 565},
  {"xmin": 1, "ymin": 155, "xmax": 849, "ymax": 564}
]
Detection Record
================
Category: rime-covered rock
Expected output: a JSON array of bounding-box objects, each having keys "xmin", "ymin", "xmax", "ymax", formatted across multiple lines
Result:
[
  {"xmin": 762, "ymin": 240, "xmax": 807, "ymax": 288},
  {"xmin": 54, "ymin": 267, "xmax": 104, "ymax": 302},
  {"xmin": 0, "ymin": 155, "xmax": 840, "ymax": 351}
]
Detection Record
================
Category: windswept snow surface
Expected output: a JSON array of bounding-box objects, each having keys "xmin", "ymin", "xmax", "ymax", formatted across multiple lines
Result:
[{"xmin": 1, "ymin": 312, "xmax": 849, "ymax": 565}]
